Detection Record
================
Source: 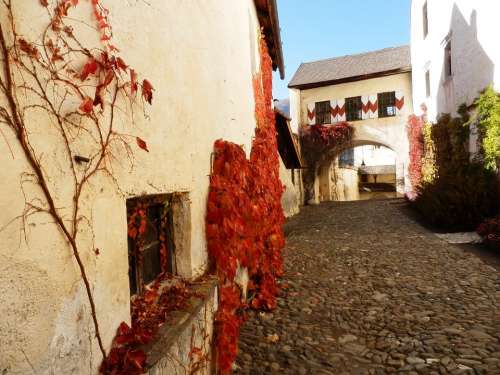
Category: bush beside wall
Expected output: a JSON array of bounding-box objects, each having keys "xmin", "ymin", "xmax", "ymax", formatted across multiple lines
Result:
[{"xmin": 410, "ymin": 89, "xmax": 500, "ymax": 232}]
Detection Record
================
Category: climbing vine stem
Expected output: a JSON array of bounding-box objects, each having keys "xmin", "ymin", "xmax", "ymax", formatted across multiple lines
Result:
[{"xmin": 0, "ymin": 0, "xmax": 153, "ymax": 361}]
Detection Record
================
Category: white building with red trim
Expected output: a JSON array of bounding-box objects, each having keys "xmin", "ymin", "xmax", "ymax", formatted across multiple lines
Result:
[{"xmin": 289, "ymin": 46, "xmax": 414, "ymax": 200}]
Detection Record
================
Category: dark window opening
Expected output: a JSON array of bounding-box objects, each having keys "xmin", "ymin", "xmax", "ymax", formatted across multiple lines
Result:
[
  {"xmin": 339, "ymin": 148, "xmax": 355, "ymax": 167},
  {"xmin": 127, "ymin": 195, "xmax": 176, "ymax": 296},
  {"xmin": 444, "ymin": 41, "xmax": 452, "ymax": 79},
  {"xmin": 345, "ymin": 96, "xmax": 362, "ymax": 121},
  {"xmin": 423, "ymin": 2, "xmax": 428, "ymax": 38},
  {"xmin": 425, "ymin": 70, "xmax": 431, "ymax": 97},
  {"xmin": 377, "ymin": 92, "xmax": 396, "ymax": 118},
  {"xmin": 315, "ymin": 101, "xmax": 331, "ymax": 125}
]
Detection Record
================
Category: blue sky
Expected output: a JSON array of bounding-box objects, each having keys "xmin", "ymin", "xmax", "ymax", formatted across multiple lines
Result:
[{"xmin": 273, "ymin": 0, "xmax": 411, "ymax": 100}]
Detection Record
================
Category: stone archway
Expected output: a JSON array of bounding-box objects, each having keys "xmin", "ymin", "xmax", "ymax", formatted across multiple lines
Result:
[{"xmin": 310, "ymin": 123, "xmax": 410, "ymax": 204}]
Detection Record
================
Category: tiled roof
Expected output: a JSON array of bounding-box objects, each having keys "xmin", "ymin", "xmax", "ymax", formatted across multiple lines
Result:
[{"xmin": 288, "ymin": 45, "xmax": 411, "ymax": 89}]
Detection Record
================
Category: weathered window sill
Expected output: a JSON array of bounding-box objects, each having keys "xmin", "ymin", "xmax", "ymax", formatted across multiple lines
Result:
[{"xmin": 142, "ymin": 277, "xmax": 218, "ymax": 375}]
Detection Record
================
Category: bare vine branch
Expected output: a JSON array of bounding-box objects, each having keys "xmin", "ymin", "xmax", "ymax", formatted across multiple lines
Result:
[{"xmin": 0, "ymin": 0, "xmax": 153, "ymax": 363}]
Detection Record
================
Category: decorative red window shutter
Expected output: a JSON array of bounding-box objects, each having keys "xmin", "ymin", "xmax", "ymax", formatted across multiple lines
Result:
[
  {"xmin": 396, "ymin": 90, "xmax": 405, "ymax": 115},
  {"xmin": 337, "ymin": 98, "xmax": 346, "ymax": 122},
  {"xmin": 307, "ymin": 103, "xmax": 316, "ymax": 125},
  {"xmin": 330, "ymin": 99, "xmax": 337, "ymax": 123},
  {"xmin": 361, "ymin": 95, "xmax": 370, "ymax": 120},
  {"xmin": 369, "ymin": 94, "xmax": 378, "ymax": 119}
]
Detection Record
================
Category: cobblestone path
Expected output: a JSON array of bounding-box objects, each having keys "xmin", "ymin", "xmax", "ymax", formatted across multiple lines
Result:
[{"xmin": 235, "ymin": 199, "xmax": 500, "ymax": 375}]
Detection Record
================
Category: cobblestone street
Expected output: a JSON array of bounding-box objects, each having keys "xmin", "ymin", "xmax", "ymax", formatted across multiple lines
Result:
[{"xmin": 235, "ymin": 199, "xmax": 500, "ymax": 375}]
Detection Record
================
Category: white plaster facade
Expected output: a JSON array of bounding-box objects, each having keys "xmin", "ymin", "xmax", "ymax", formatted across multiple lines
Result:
[
  {"xmin": 289, "ymin": 72, "xmax": 413, "ymax": 195},
  {"xmin": 0, "ymin": 1, "xmax": 281, "ymax": 373},
  {"xmin": 411, "ymin": 0, "xmax": 500, "ymax": 121},
  {"xmin": 280, "ymin": 159, "xmax": 301, "ymax": 217}
]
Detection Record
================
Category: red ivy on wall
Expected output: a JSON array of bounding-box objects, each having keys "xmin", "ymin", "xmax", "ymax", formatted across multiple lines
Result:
[
  {"xmin": 407, "ymin": 115, "xmax": 425, "ymax": 197},
  {"xmin": 206, "ymin": 36, "xmax": 285, "ymax": 374}
]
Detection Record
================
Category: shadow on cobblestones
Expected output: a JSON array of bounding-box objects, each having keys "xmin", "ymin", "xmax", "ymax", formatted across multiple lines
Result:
[{"xmin": 235, "ymin": 199, "xmax": 500, "ymax": 375}]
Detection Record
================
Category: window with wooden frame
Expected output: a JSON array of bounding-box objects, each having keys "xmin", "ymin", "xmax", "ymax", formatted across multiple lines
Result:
[
  {"xmin": 423, "ymin": 2, "xmax": 428, "ymax": 38},
  {"xmin": 127, "ymin": 194, "xmax": 176, "ymax": 295},
  {"xmin": 315, "ymin": 101, "xmax": 331, "ymax": 125},
  {"xmin": 345, "ymin": 96, "xmax": 362, "ymax": 121},
  {"xmin": 377, "ymin": 92, "xmax": 397, "ymax": 118}
]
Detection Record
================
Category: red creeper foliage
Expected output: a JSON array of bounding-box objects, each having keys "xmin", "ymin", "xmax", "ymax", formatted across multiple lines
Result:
[
  {"xmin": 206, "ymin": 36, "xmax": 286, "ymax": 374},
  {"xmin": 407, "ymin": 115, "xmax": 425, "ymax": 196}
]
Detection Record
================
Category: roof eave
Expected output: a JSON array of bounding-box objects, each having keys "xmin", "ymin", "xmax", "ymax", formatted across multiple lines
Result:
[
  {"xmin": 288, "ymin": 67, "xmax": 412, "ymax": 90},
  {"xmin": 275, "ymin": 109, "xmax": 303, "ymax": 169},
  {"xmin": 255, "ymin": 0, "xmax": 285, "ymax": 79}
]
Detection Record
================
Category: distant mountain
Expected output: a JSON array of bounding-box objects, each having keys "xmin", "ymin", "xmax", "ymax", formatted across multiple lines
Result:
[{"xmin": 274, "ymin": 98, "xmax": 290, "ymax": 117}]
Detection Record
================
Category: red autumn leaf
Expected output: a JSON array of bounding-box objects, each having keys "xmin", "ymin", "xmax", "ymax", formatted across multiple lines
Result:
[
  {"xmin": 115, "ymin": 333, "xmax": 135, "ymax": 346},
  {"xmin": 71, "ymin": 0, "xmax": 79, "ymax": 6},
  {"xmin": 18, "ymin": 39, "xmax": 39, "ymax": 60},
  {"xmin": 101, "ymin": 34, "xmax": 111, "ymax": 42},
  {"xmin": 80, "ymin": 59, "xmax": 98, "ymax": 81},
  {"xmin": 108, "ymin": 44, "xmax": 119, "ymax": 53},
  {"xmin": 144, "ymin": 289, "xmax": 157, "ymax": 304},
  {"xmin": 141, "ymin": 79, "xmax": 154, "ymax": 104},
  {"xmin": 79, "ymin": 97, "xmax": 94, "ymax": 114},
  {"xmin": 118, "ymin": 321, "xmax": 131, "ymax": 336},
  {"xmin": 189, "ymin": 346, "xmax": 202, "ymax": 359},
  {"xmin": 103, "ymin": 69, "xmax": 115, "ymax": 87},
  {"xmin": 116, "ymin": 57, "xmax": 128, "ymax": 71},
  {"xmin": 93, "ymin": 88, "xmax": 103, "ymax": 109},
  {"xmin": 130, "ymin": 69, "xmax": 138, "ymax": 95},
  {"xmin": 39, "ymin": 0, "xmax": 48, "ymax": 6},
  {"xmin": 136, "ymin": 137, "xmax": 149, "ymax": 152},
  {"xmin": 98, "ymin": 20, "xmax": 109, "ymax": 30},
  {"xmin": 55, "ymin": 2, "xmax": 70, "ymax": 17},
  {"xmin": 126, "ymin": 350, "xmax": 146, "ymax": 370}
]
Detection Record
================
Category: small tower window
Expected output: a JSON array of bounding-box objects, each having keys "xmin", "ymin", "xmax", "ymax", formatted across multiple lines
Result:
[
  {"xmin": 425, "ymin": 70, "xmax": 431, "ymax": 97},
  {"xmin": 423, "ymin": 2, "xmax": 429, "ymax": 38},
  {"xmin": 444, "ymin": 41, "xmax": 452, "ymax": 79}
]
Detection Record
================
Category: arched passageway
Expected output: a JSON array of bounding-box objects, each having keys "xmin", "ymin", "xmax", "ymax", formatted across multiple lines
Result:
[
  {"xmin": 308, "ymin": 120, "xmax": 410, "ymax": 204},
  {"xmin": 317, "ymin": 143, "xmax": 400, "ymax": 202}
]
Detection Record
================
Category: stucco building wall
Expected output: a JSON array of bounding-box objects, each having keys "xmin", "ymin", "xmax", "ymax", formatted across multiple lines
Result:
[
  {"xmin": 411, "ymin": 0, "xmax": 500, "ymax": 121},
  {"xmin": 0, "ymin": 1, "xmax": 269, "ymax": 373},
  {"xmin": 279, "ymin": 159, "xmax": 301, "ymax": 217}
]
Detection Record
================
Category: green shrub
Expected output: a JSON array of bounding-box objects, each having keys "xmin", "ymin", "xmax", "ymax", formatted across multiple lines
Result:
[
  {"xmin": 432, "ymin": 113, "xmax": 469, "ymax": 175},
  {"xmin": 474, "ymin": 86, "xmax": 500, "ymax": 171},
  {"xmin": 412, "ymin": 163, "xmax": 500, "ymax": 231}
]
